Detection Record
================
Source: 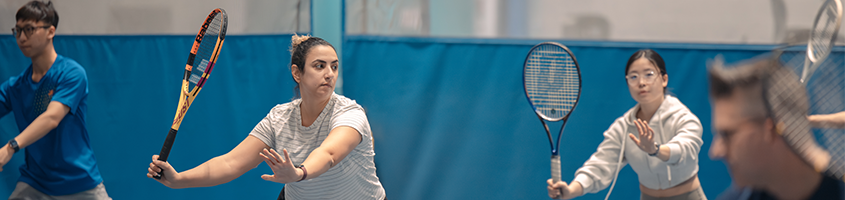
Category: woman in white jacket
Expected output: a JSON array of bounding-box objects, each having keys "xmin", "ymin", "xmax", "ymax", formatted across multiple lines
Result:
[{"xmin": 547, "ymin": 49, "xmax": 706, "ymax": 200}]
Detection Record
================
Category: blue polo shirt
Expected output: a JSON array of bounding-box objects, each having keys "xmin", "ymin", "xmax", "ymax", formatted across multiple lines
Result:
[{"xmin": 0, "ymin": 55, "xmax": 102, "ymax": 195}]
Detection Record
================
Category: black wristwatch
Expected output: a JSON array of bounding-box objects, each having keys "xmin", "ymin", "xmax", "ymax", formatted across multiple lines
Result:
[
  {"xmin": 648, "ymin": 144, "xmax": 660, "ymax": 157},
  {"xmin": 8, "ymin": 139, "xmax": 19, "ymax": 153}
]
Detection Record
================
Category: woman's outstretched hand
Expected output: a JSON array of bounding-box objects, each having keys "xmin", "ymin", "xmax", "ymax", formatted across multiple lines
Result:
[
  {"xmin": 629, "ymin": 118, "xmax": 657, "ymax": 154},
  {"xmin": 260, "ymin": 148, "xmax": 303, "ymax": 183}
]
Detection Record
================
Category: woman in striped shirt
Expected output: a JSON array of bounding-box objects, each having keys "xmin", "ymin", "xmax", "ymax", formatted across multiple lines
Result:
[{"xmin": 147, "ymin": 35, "xmax": 386, "ymax": 200}]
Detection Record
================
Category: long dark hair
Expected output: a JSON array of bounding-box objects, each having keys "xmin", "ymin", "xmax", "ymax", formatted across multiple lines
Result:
[{"xmin": 289, "ymin": 34, "xmax": 336, "ymax": 99}]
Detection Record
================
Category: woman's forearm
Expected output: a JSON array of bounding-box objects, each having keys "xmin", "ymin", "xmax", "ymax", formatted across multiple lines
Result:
[
  {"xmin": 300, "ymin": 147, "xmax": 342, "ymax": 180},
  {"xmin": 564, "ymin": 181, "xmax": 585, "ymax": 199},
  {"xmin": 299, "ymin": 126, "xmax": 361, "ymax": 181},
  {"xmin": 656, "ymin": 144, "xmax": 670, "ymax": 161},
  {"xmin": 809, "ymin": 111, "xmax": 845, "ymax": 128},
  {"xmin": 171, "ymin": 155, "xmax": 249, "ymax": 188}
]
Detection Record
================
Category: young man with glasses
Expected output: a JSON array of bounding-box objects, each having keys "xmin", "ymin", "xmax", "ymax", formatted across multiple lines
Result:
[{"xmin": 2, "ymin": 1, "xmax": 110, "ymax": 199}]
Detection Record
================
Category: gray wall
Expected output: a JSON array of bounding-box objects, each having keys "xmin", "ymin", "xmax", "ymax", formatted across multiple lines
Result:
[
  {"xmin": 2, "ymin": 0, "xmax": 310, "ymax": 35},
  {"xmin": 346, "ymin": 0, "xmax": 833, "ymax": 44}
]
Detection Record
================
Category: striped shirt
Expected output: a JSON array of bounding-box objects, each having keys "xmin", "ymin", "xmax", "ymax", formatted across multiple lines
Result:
[{"xmin": 250, "ymin": 93, "xmax": 385, "ymax": 200}]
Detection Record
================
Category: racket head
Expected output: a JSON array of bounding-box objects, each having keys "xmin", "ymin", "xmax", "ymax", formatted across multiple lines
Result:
[
  {"xmin": 804, "ymin": 0, "xmax": 843, "ymax": 82},
  {"xmin": 804, "ymin": 51, "xmax": 845, "ymax": 180},
  {"xmin": 523, "ymin": 42, "xmax": 582, "ymax": 122},
  {"xmin": 185, "ymin": 8, "xmax": 228, "ymax": 95},
  {"xmin": 774, "ymin": 48, "xmax": 845, "ymax": 180}
]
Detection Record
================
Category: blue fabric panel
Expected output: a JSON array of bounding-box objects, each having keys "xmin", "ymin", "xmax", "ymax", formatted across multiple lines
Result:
[
  {"xmin": 0, "ymin": 35, "xmax": 296, "ymax": 199},
  {"xmin": 342, "ymin": 35, "xmax": 782, "ymax": 200}
]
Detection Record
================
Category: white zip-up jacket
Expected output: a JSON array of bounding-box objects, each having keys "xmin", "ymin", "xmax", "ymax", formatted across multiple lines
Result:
[{"xmin": 573, "ymin": 95, "xmax": 703, "ymax": 193}]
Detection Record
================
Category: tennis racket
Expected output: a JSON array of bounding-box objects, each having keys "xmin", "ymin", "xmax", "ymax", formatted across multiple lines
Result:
[
  {"xmin": 523, "ymin": 42, "xmax": 582, "ymax": 192},
  {"xmin": 774, "ymin": 47, "xmax": 844, "ymax": 180},
  {"xmin": 801, "ymin": 0, "xmax": 842, "ymax": 83},
  {"xmin": 154, "ymin": 8, "xmax": 228, "ymax": 179}
]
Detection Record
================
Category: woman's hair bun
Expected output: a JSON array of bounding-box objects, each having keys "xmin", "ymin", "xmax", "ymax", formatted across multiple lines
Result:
[{"xmin": 290, "ymin": 34, "xmax": 312, "ymax": 55}]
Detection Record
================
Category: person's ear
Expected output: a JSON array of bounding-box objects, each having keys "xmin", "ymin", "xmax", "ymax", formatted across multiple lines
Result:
[
  {"xmin": 661, "ymin": 74, "xmax": 668, "ymax": 88},
  {"xmin": 47, "ymin": 26, "xmax": 55, "ymax": 40},
  {"xmin": 291, "ymin": 65, "xmax": 301, "ymax": 83},
  {"xmin": 763, "ymin": 118, "xmax": 777, "ymax": 142}
]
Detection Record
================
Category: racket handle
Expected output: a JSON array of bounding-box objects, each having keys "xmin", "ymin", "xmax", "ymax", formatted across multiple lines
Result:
[
  {"xmin": 153, "ymin": 128, "xmax": 178, "ymax": 179},
  {"xmin": 551, "ymin": 155, "xmax": 561, "ymax": 183}
]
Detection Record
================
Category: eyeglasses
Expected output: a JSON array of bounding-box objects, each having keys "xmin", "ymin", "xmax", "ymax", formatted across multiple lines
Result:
[
  {"xmin": 11, "ymin": 25, "xmax": 51, "ymax": 38},
  {"xmin": 625, "ymin": 70, "xmax": 660, "ymax": 86},
  {"xmin": 713, "ymin": 117, "xmax": 767, "ymax": 147}
]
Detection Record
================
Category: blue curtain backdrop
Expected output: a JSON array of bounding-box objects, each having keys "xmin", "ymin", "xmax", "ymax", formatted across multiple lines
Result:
[{"xmin": 0, "ymin": 34, "xmax": 813, "ymax": 199}]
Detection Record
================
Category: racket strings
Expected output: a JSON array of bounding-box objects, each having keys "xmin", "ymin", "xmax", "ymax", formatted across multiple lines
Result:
[
  {"xmin": 764, "ymin": 60, "xmax": 832, "ymax": 175},
  {"xmin": 808, "ymin": 54, "xmax": 845, "ymax": 178},
  {"xmin": 188, "ymin": 14, "xmax": 224, "ymax": 88},
  {"xmin": 779, "ymin": 48, "xmax": 845, "ymax": 179},
  {"xmin": 525, "ymin": 44, "xmax": 580, "ymax": 120}
]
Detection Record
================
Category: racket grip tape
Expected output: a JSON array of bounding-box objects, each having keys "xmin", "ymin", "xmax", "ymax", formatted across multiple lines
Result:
[
  {"xmin": 153, "ymin": 128, "xmax": 178, "ymax": 179},
  {"xmin": 551, "ymin": 155, "xmax": 562, "ymax": 183}
]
